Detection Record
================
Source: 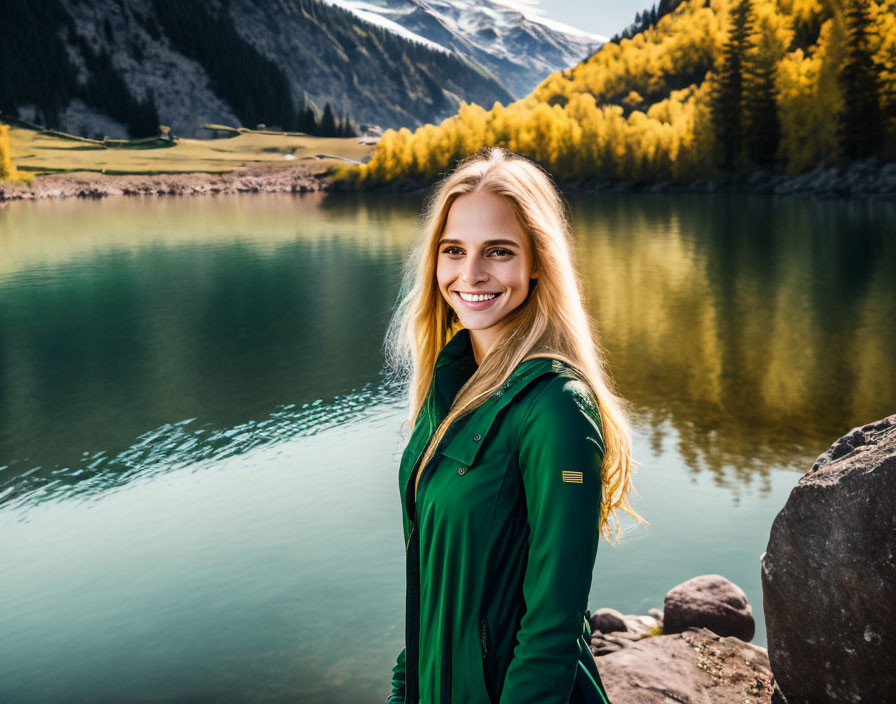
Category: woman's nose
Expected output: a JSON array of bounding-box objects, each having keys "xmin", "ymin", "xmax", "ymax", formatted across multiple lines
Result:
[{"xmin": 461, "ymin": 255, "xmax": 488, "ymax": 284}]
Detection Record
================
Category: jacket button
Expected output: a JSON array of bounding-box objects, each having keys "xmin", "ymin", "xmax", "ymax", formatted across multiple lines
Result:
[
  {"xmin": 458, "ymin": 466, "xmax": 467, "ymax": 476},
  {"xmin": 473, "ymin": 434, "xmax": 482, "ymax": 442}
]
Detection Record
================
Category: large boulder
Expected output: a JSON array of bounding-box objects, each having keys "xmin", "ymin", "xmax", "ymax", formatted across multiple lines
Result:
[
  {"xmin": 761, "ymin": 415, "xmax": 896, "ymax": 703},
  {"xmin": 598, "ymin": 626, "xmax": 774, "ymax": 704},
  {"xmin": 663, "ymin": 574, "xmax": 755, "ymax": 641}
]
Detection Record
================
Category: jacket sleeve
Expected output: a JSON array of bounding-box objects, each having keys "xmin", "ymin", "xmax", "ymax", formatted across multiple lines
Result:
[
  {"xmin": 499, "ymin": 375, "xmax": 605, "ymax": 704},
  {"xmin": 387, "ymin": 646, "xmax": 406, "ymax": 703}
]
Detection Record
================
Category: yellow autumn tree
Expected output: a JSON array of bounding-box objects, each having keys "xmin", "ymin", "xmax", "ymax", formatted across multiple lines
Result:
[
  {"xmin": 342, "ymin": 0, "xmax": 895, "ymax": 187},
  {"xmin": 0, "ymin": 123, "xmax": 32, "ymax": 183}
]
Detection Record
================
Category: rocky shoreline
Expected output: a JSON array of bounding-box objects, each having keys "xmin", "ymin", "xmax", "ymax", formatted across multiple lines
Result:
[
  {"xmin": 559, "ymin": 157, "xmax": 896, "ymax": 199},
  {"xmin": 370, "ymin": 158, "xmax": 896, "ymax": 199},
  {"xmin": 587, "ymin": 574, "xmax": 778, "ymax": 704},
  {"xmin": 582, "ymin": 415, "xmax": 896, "ymax": 704},
  {"xmin": 3, "ymin": 158, "xmax": 895, "ymax": 203},
  {"xmin": 0, "ymin": 162, "xmax": 329, "ymax": 203}
]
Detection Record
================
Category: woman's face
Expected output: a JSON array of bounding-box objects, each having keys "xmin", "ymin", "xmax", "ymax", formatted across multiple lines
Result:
[{"xmin": 436, "ymin": 191, "xmax": 536, "ymax": 355}]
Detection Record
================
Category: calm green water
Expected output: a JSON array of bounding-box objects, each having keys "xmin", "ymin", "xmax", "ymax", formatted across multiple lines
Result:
[{"xmin": 1, "ymin": 192, "xmax": 894, "ymax": 703}]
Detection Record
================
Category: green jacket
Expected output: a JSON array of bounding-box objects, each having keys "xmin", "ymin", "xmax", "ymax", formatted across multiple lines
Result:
[{"xmin": 388, "ymin": 328, "xmax": 612, "ymax": 704}]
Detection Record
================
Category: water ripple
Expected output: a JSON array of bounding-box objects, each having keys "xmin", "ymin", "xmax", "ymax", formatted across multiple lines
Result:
[{"xmin": 0, "ymin": 377, "xmax": 407, "ymax": 514}]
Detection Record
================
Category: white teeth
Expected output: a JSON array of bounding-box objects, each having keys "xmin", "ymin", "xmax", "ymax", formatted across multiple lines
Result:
[{"xmin": 459, "ymin": 292, "xmax": 499, "ymax": 302}]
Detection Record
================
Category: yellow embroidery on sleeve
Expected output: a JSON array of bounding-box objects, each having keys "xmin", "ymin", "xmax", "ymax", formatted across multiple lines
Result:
[{"xmin": 561, "ymin": 470, "xmax": 583, "ymax": 483}]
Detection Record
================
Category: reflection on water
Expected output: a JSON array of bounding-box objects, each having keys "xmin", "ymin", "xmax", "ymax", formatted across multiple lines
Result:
[
  {"xmin": 0, "ymin": 193, "xmax": 421, "ymax": 508},
  {"xmin": 574, "ymin": 194, "xmax": 896, "ymax": 494},
  {"xmin": 2, "ymin": 193, "xmax": 893, "ymax": 509},
  {"xmin": 0, "ymin": 191, "xmax": 894, "ymax": 702}
]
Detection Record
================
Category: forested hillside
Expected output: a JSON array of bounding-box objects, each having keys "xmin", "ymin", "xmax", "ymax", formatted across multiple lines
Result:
[
  {"xmin": 0, "ymin": 0, "xmax": 513, "ymax": 139},
  {"xmin": 347, "ymin": 0, "xmax": 896, "ymax": 185}
]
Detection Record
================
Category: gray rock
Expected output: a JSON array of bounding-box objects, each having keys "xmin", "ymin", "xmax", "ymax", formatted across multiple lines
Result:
[
  {"xmin": 761, "ymin": 414, "xmax": 896, "ymax": 704},
  {"xmin": 590, "ymin": 607, "xmax": 628, "ymax": 634},
  {"xmin": 663, "ymin": 574, "xmax": 755, "ymax": 641},
  {"xmin": 598, "ymin": 626, "xmax": 775, "ymax": 704}
]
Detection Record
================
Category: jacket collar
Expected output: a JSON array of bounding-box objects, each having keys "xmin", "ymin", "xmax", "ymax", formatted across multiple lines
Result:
[
  {"xmin": 433, "ymin": 328, "xmax": 565, "ymax": 466},
  {"xmin": 402, "ymin": 328, "xmax": 566, "ymax": 521},
  {"xmin": 439, "ymin": 356, "xmax": 560, "ymax": 466},
  {"xmin": 435, "ymin": 326, "xmax": 476, "ymax": 369}
]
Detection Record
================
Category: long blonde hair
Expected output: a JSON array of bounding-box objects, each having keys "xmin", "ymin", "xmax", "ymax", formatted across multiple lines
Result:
[{"xmin": 383, "ymin": 146, "xmax": 646, "ymax": 543}]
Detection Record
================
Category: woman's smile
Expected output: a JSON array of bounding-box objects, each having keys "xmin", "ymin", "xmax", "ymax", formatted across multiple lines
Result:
[{"xmin": 454, "ymin": 290, "xmax": 503, "ymax": 309}]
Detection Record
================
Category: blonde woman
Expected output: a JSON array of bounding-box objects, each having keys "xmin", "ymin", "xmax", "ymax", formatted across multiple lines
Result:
[{"xmin": 385, "ymin": 146, "xmax": 644, "ymax": 704}]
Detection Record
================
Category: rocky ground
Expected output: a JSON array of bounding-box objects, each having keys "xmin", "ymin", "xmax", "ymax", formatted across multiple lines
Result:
[
  {"xmin": 0, "ymin": 162, "xmax": 331, "ymax": 203},
  {"xmin": 588, "ymin": 574, "xmax": 781, "ymax": 704},
  {"xmin": 598, "ymin": 626, "xmax": 775, "ymax": 704}
]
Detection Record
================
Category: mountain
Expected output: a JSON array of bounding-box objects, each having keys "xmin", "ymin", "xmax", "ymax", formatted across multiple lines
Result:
[
  {"xmin": 0, "ymin": 0, "xmax": 517, "ymax": 139},
  {"xmin": 321, "ymin": 0, "xmax": 606, "ymax": 99},
  {"xmin": 347, "ymin": 0, "xmax": 896, "ymax": 185}
]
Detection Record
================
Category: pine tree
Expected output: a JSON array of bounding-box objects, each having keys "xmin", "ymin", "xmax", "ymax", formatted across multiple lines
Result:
[
  {"xmin": 133, "ymin": 88, "xmax": 161, "ymax": 138},
  {"xmin": 320, "ymin": 103, "xmax": 337, "ymax": 137},
  {"xmin": 302, "ymin": 105, "xmax": 317, "ymax": 134},
  {"xmin": 712, "ymin": 0, "xmax": 754, "ymax": 170},
  {"xmin": 743, "ymin": 52, "xmax": 780, "ymax": 168},
  {"xmin": 838, "ymin": 0, "xmax": 882, "ymax": 160},
  {"xmin": 300, "ymin": 97, "xmax": 316, "ymax": 134}
]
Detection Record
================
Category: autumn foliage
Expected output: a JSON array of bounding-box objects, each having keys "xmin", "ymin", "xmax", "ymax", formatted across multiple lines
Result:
[
  {"xmin": 0, "ymin": 123, "xmax": 31, "ymax": 183},
  {"xmin": 344, "ymin": 0, "xmax": 896, "ymax": 185}
]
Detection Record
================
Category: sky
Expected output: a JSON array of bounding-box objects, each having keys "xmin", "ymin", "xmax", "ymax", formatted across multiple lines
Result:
[{"xmin": 506, "ymin": 0, "xmax": 655, "ymax": 39}]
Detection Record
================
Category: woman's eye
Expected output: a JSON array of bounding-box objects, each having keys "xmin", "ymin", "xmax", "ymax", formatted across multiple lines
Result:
[{"xmin": 441, "ymin": 246, "xmax": 513, "ymax": 257}]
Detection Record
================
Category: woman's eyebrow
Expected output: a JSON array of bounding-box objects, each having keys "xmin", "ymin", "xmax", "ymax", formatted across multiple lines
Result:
[{"xmin": 438, "ymin": 238, "xmax": 520, "ymax": 247}]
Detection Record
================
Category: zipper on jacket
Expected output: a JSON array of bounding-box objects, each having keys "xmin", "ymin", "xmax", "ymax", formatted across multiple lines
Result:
[{"xmin": 480, "ymin": 617, "xmax": 498, "ymax": 704}]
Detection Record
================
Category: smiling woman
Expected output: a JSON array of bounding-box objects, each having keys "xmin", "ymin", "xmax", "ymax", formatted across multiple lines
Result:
[
  {"xmin": 436, "ymin": 191, "xmax": 538, "ymax": 364},
  {"xmin": 382, "ymin": 146, "xmax": 646, "ymax": 703}
]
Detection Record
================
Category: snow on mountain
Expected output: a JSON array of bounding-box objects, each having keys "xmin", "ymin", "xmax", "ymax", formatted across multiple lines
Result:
[
  {"xmin": 489, "ymin": 0, "xmax": 607, "ymax": 42},
  {"xmin": 319, "ymin": 0, "xmax": 607, "ymax": 99},
  {"xmin": 325, "ymin": 0, "xmax": 453, "ymax": 54}
]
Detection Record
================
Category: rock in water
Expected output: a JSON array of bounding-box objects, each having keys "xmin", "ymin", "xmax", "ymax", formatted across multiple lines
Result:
[
  {"xmin": 663, "ymin": 574, "xmax": 755, "ymax": 641},
  {"xmin": 761, "ymin": 414, "xmax": 896, "ymax": 703}
]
